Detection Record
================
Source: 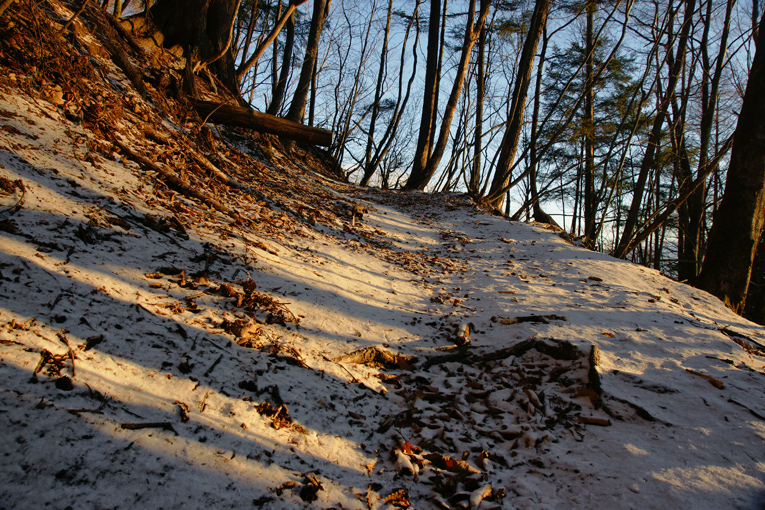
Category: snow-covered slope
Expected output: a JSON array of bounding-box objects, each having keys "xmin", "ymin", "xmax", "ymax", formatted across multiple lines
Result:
[{"xmin": 2, "ymin": 2, "xmax": 765, "ymax": 509}]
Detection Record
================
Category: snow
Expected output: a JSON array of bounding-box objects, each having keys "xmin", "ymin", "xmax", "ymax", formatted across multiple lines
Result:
[{"xmin": 2, "ymin": 5, "xmax": 765, "ymax": 509}]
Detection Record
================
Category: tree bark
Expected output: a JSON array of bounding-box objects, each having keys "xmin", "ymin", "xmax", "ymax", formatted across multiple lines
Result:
[
  {"xmin": 614, "ymin": 0, "xmax": 696, "ymax": 259},
  {"xmin": 236, "ymin": 0, "xmax": 307, "ymax": 84},
  {"xmin": 469, "ymin": 18, "xmax": 487, "ymax": 198},
  {"xmin": 696, "ymin": 11, "xmax": 765, "ymax": 314},
  {"xmin": 191, "ymin": 99, "xmax": 333, "ymax": 146},
  {"xmin": 266, "ymin": 7, "xmax": 295, "ymax": 115},
  {"xmin": 285, "ymin": 0, "xmax": 330, "ymax": 123},
  {"xmin": 0, "ymin": 0, "xmax": 17, "ymax": 17},
  {"xmin": 483, "ymin": 0, "xmax": 550, "ymax": 210},
  {"xmin": 363, "ymin": 1, "xmax": 423, "ymax": 186},
  {"xmin": 406, "ymin": 0, "xmax": 442, "ymax": 189},
  {"xmin": 405, "ymin": 0, "xmax": 491, "ymax": 190},
  {"xmin": 149, "ymin": 0, "xmax": 243, "ymax": 96},
  {"xmin": 360, "ymin": 0, "xmax": 394, "ymax": 187},
  {"xmin": 583, "ymin": 1, "xmax": 596, "ymax": 247}
]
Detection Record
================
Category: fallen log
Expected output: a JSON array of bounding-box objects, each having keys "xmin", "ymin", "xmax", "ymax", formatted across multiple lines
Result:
[{"xmin": 190, "ymin": 100, "xmax": 333, "ymax": 146}]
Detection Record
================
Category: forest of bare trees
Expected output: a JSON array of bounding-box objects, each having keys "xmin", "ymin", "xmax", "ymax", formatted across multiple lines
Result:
[{"xmin": 33, "ymin": 0, "xmax": 765, "ymax": 320}]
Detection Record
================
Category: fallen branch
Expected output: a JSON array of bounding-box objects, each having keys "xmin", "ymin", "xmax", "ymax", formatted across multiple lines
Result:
[
  {"xmin": 86, "ymin": 7, "xmax": 148, "ymax": 98},
  {"xmin": 190, "ymin": 100, "xmax": 333, "ymax": 146},
  {"xmin": 577, "ymin": 416, "xmax": 612, "ymax": 426},
  {"xmin": 685, "ymin": 368, "xmax": 724, "ymax": 389},
  {"xmin": 333, "ymin": 346, "xmax": 413, "ymax": 369},
  {"xmin": 60, "ymin": 0, "xmax": 90, "ymax": 33},
  {"xmin": 121, "ymin": 421, "xmax": 178, "ymax": 434}
]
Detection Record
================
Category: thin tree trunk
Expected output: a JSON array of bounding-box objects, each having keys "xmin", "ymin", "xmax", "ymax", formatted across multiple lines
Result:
[
  {"xmin": 530, "ymin": 25, "xmax": 556, "ymax": 226},
  {"xmin": 236, "ymin": 0, "xmax": 307, "ymax": 85},
  {"xmin": 286, "ymin": 0, "xmax": 330, "ymax": 123},
  {"xmin": 366, "ymin": 1, "xmax": 422, "ymax": 181},
  {"xmin": 269, "ymin": 1, "xmax": 282, "ymax": 99},
  {"xmin": 266, "ymin": 8, "xmax": 295, "ymax": 115},
  {"xmin": 469, "ymin": 18, "xmax": 487, "ymax": 197},
  {"xmin": 360, "ymin": 0, "xmax": 394, "ymax": 187},
  {"xmin": 407, "ymin": 0, "xmax": 442, "ymax": 188},
  {"xmin": 406, "ymin": 0, "xmax": 491, "ymax": 190},
  {"xmin": 583, "ymin": 0, "xmax": 596, "ymax": 247},
  {"xmin": 614, "ymin": 0, "xmax": 696, "ymax": 259},
  {"xmin": 483, "ymin": 0, "xmax": 551, "ymax": 210},
  {"xmin": 237, "ymin": 0, "xmax": 261, "ymax": 75}
]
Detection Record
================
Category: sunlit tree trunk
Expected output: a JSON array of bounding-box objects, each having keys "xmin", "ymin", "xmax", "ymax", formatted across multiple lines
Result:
[
  {"xmin": 405, "ymin": 0, "xmax": 491, "ymax": 190},
  {"xmin": 285, "ymin": 0, "xmax": 330, "ymax": 123},
  {"xmin": 406, "ymin": 0, "xmax": 442, "ymax": 189},
  {"xmin": 360, "ymin": 0, "xmax": 394, "ymax": 187},
  {"xmin": 483, "ymin": 0, "xmax": 550, "ymax": 211}
]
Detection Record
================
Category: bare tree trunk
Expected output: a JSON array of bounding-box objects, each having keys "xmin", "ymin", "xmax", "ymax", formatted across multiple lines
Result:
[
  {"xmin": 583, "ymin": 0, "xmax": 596, "ymax": 247},
  {"xmin": 360, "ymin": 0, "xmax": 394, "ymax": 187},
  {"xmin": 266, "ymin": 7, "xmax": 295, "ymax": 115},
  {"xmin": 529, "ymin": 25, "xmax": 556, "ymax": 226},
  {"xmin": 236, "ymin": 0, "xmax": 307, "ymax": 85},
  {"xmin": 0, "ymin": 0, "xmax": 17, "ymax": 17},
  {"xmin": 236, "ymin": 0, "xmax": 262, "ymax": 76},
  {"xmin": 285, "ymin": 0, "xmax": 330, "ymax": 123},
  {"xmin": 406, "ymin": 0, "xmax": 442, "ymax": 188},
  {"xmin": 405, "ymin": 0, "xmax": 491, "ymax": 190},
  {"xmin": 614, "ymin": 0, "xmax": 696, "ymax": 259},
  {"xmin": 364, "ymin": 1, "xmax": 423, "ymax": 183},
  {"xmin": 469, "ymin": 18, "xmax": 487, "ymax": 198},
  {"xmin": 483, "ymin": 0, "xmax": 550, "ymax": 210},
  {"xmin": 696, "ymin": 11, "xmax": 765, "ymax": 314}
]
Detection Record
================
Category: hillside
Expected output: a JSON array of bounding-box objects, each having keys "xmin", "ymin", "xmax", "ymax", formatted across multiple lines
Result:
[{"xmin": 2, "ymin": 2, "xmax": 765, "ymax": 509}]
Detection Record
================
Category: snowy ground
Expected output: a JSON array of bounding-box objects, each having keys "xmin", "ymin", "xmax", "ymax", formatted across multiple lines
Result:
[{"xmin": 2, "ymin": 3, "xmax": 765, "ymax": 509}]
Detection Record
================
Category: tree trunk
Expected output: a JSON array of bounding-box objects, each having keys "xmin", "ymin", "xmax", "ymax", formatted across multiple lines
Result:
[
  {"xmin": 678, "ymin": 0, "xmax": 734, "ymax": 283},
  {"xmin": 483, "ymin": 0, "xmax": 550, "ymax": 210},
  {"xmin": 469, "ymin": 19, "xmax": 487, "ymax": 198},
  {"xmin": 266, "ymin": 8, "xmax": 295, "ymax": 115},
  {"xmin": 406, "ymin": 0, "xmax": 442, "ymax": 189},
  {"xmin": 285, "ymin": 0, "xmax": 330, "ymax": 123},
  {"xmin": 0, "ymin": 0, "xmax": 17, "ymax": 17},
  {"xmin": 696, "ymin": 11, "xmax": 765, "ymax": 314},
  {"xmin": 529, "ymin": 25, "xmax": 556, "ymax": 226},
  {"xmin": 583, "ymin": 0, "xmax": 596, "ymax": 247},
  {"xmin": 236, "ymin": 0, "xmax": 307, "ymax": 85},
  {"xmin": 360, "ymin": 0, "xmax": 394, "ymax": 187},
  {"xmin": 363, "ymin": 1, "xmax": 423, "ymax": 185},
  {"xmin": 405, "ymin": 0, "xmax": 491, "ymax": 190},
  {"xmin": 150, "ymin": 0, "xmax": 242, "ymax": 96},
  {"xmin": 614, "ymin": 0, "xmax": 696, "ymax": 259}
]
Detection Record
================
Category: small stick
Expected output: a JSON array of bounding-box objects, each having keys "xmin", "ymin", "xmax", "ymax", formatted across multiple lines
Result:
[
  {"xmin": 121, "ymin": 422, "xmax": 178, "ymax": 435},
  {"xmin": 59, "ymin": 0, "xmax": 90, "ymax": 33},
  {"xmin": 577, "ymin": 416, "xmax": 611, "ymax": 426},
  {"xmin": 204, "ymin": 354, "xmax": 223, "ymax": 377}
]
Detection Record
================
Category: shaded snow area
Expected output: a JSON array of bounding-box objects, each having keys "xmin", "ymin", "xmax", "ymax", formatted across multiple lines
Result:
[{"xmin": 2, "ymin": 4, "xmax": 765, "ymax": 510}]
